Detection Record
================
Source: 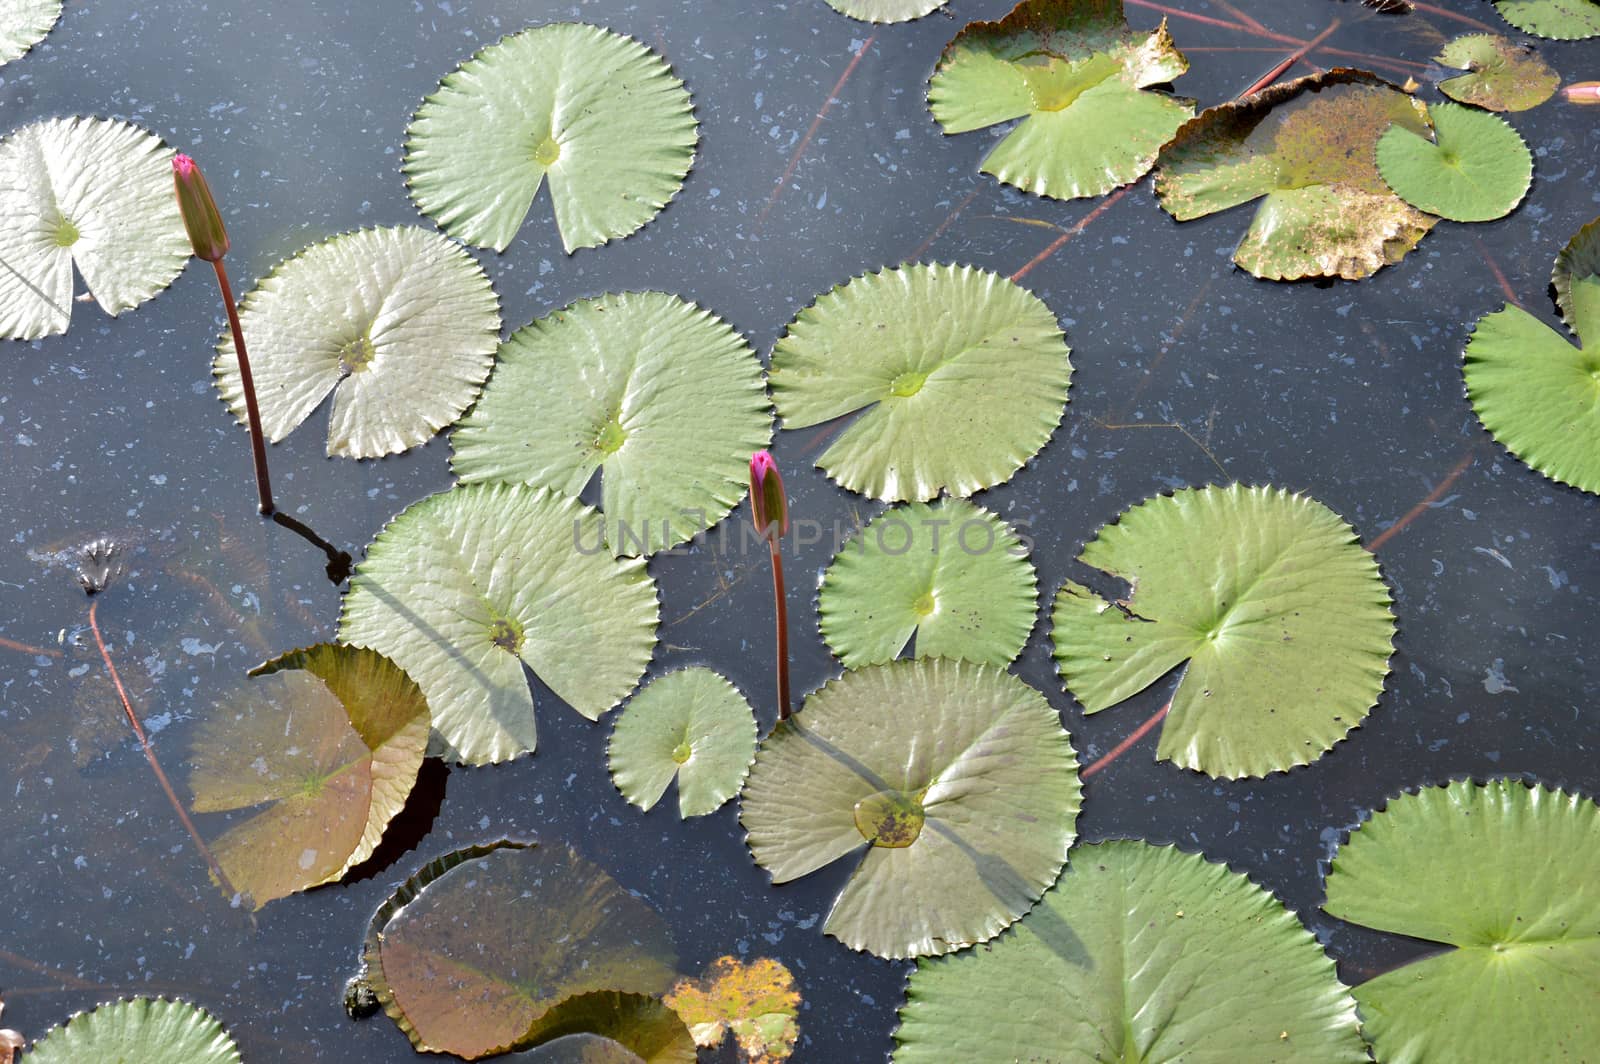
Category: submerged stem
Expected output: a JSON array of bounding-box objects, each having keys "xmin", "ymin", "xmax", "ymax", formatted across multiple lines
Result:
[
  {"xmin": 212, "ymin": 260, "xmax": 275, "ymax": 516},
  {"xmin": 768, "ymin": 538, "xmax": 791, "ymax": 721}
]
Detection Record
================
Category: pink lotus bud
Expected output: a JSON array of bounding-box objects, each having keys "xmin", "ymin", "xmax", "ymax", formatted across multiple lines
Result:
[
  {"xmin": 1562, "ymin": 81, "xmax": 1600, "ymax": 104},
  {"xmin": 750, "ymin": 450, "xmax": 788, "ymax": 540},
  {"xmin": 172, "ymin": 153, "xmax": 230, "ymax": 262}
]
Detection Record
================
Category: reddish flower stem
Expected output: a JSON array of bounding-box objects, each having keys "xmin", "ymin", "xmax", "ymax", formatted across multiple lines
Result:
[
  {"xmin": 212, "ymin": 260, "xmax": 275, "ymax": 516},
  {"xmin": 1081, "ymin": 702, "xmax": 1171, "ymax": 779},
  {"xmin": 759, "ymin": 36, "xmax": 877, "ymax": 227},
  {"xmin": 767, "ymin": 539, "xmax": 792, "ymax": 720},
  {"xmin": 0, "ymin": 634, "xmax": 59, "ymax": 658}
]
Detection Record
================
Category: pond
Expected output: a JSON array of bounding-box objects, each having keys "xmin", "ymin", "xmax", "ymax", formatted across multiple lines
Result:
[{"xmin": 1, "ymin": 0, "xmax": 1598, "ymax": 1060}]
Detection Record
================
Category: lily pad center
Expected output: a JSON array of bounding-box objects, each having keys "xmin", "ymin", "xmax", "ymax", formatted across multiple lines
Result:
[
  {"xmin": 488, "ymin": 616, "xmax": 524, "ymax": 654},
  {"xmin": 889, "ymin": 370, "xmax": 928, "ymax": 398},
  {"xmin": 52, "ymin": 217, "xmax": 80, "ymax": 248},
  {"xmin": 594, "ymin": 415, "xmax": 628, "ymax": 455},
  {"xmin": 533, "ymin": 134, "xmax": 562, "ymax": 167},
  {"xmin": 338, "ymin": 333, "xmax": 377, "ymax": 375},
  {"xmin": 854, "ymin": 789, "xmax": 926, "ymax": 848}
]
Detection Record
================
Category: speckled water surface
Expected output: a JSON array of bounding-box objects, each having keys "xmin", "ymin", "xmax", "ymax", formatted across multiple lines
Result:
[{"xmin": 1, "ymin": 0, "xmax": 1597, "ymax": 1059}]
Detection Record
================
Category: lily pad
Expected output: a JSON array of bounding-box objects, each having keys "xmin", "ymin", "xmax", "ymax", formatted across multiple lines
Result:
[
  {"xmin": 1463, "ymin": 217, "xmax": 1600, "ymax": 493},
  {"xmin": 1323, "ymin": 779, "xmax": 1600, "ymax": 1062},
  {"xmin": 365, "ymin": 841, "xmax": 678, "ymax": 1060},
  {"xmin": 187, "ymin": 643, "xmax": 430, "ymax": 909},
  {"xmin": 1155, "ymin": 69, "xmax": 1436, "ymax": 281},
  {"xmin": 405, "ymin": 23, "xmax": 697, "ymax": 253},
  {"xmin": 768, "ymin": 263, "xmax": 1070, "ymax": 502},
  {"xmin": 23, "ymin": 998, "xmax": 240, "ymax": 1064},
  {"xmin": 0, "ymin": 0, "xmax": 59, "ymax": 66},
  {"xmin": 1376, "ymin": 101, "xmax": 1532, "ymax": 223},
  {"xmin": 825, "ymin": 0, "xmax": 946, "ymax": 22},
  {"xmin": 1492, "ymin": 0, "xmax": 1600, "ymax": 39},
  {"xmin": 928, "ymin": 0, "xmax": 1193, "ymax": 200},
  {"xmin": 451, "ymin": 291, "xmax": 770, "ymax": 556},
  {"xmin": 818, "ymin": 498, "xmax": 1037, "ymax": 668},
  {"xmin": 213, "ymin": 226, "xmax": 501, "ymax": 459},
  {"xmin": 1050, "ymin": 484, "xmax": 1395, "ymax": 778},
  {"xmin": 1436, "ymin": 34, "xmax": 1559, "ymax": 112},
  {"xmin": 665, "ymin": 956, "xmax": 800, "ymax": 1062},
  {"xmin": 608, "ymin": 667, "xmax": 757, "ymax": 818},
  {"xmin": 0, "ymin": 117, "xmax": 189, "ymax": 340},
  {"xmin": 740, "ymin": 657, "xmax": 1080, "ymax": 959},
  {"xmin": 339, "ymin": 482, "xmax": 659, "ymax": 765},
  {"xmin": 895, "ymin": 841, "xmax": 1368, "ymax": 1063},
  {"xmin": 519, "ymin": 993, "xmax": 695, "ymax": 1063}
]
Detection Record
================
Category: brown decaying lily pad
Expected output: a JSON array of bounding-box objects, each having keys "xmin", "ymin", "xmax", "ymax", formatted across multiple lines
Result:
[{"xmin": 665, "ymin": 956, "xmax": 801, "ymax": 1062}]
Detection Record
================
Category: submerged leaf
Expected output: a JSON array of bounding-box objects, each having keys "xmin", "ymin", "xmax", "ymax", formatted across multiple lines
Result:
[
  {"xmin": 1376, "ymin": 101, "xmax": 1532, "ymax": 222},
  {"xmin": 825, "ymin": 0, "xmax": 946, "ymax": 22},
  {"xmin": 1323, "ymin": 779, "xmax": 1600, "ymax": 1062},
  {"xmin": 214, "ymin": 227, "xmax": 500, "ymax": 459},
  {"xmin": 0, "ymin": 0, "xmax": 59, "ymax": 66},
  {"xmin": 1050, "ymin": 484, "xmax": 1395, "ymax": 778},
  {"xmin": 895, "ymin": 841, "xmax": 1367, "ymax": 1063},
  {"xmin": 0, "ymin": 117, "xmax": 189, "ymax": 340},
  {"xmin": 520, "ymin": 993, "xmax": 695, "ymax": 1063},
  {"xmin": 1436, "ymin": 34, "xmax": 1559, "ymax": 112},
  {"xmin": 1155, "ymin": 69, "xmax": 1435, "ymax": 281},
  {"xmin": 769, "ymin": 263, "xmax": 1070, "ymax": 502},
  {"xmin": 405, "ymin": 24, "xmax": 697, "ymax": 253},
  {"xmin": 451, "ymin": 291, "xmax": 771, "ymax": 556},
  {"xmin": 665, "ymin": 956, "xmax": 800, "ymax": 1062},
  {"xmin": 608, "ymin": 668, "xmax": 757, "ymax": 818},
  {"xmin": 819, "ymin": 498, "xmax": 1037, "ymax": 668},
  {"xmin": 740, "ymin": 658, "xmax": 1080, "ymax": 959},
  {"xmin": 929, "ymin": 0, "xmax": 1193, "ymax": 200},
  {"xmin": 1492, "ymin": 0, "xmax": 1600, "ymax": 39},
  {"xmin": 23, "ymin": 998, "xmax": 240, "ymax": 1064}
]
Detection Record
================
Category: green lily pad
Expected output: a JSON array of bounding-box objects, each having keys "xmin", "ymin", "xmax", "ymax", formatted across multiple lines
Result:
[
  {"xmin": 339, "ymin": 482, "xmax": 659, "ymax": 765},
  {"xmin": 740, "ymin": 658, "xmax": 1080, "ymax": 959},
  {"xmin": 213, "ymin": 226, "xmax": 500, "ymax": 459},
  {"xmin": 365, "ymin": 841, "xmax": 678, "ymax": 1060},
  {"xmin": 1155, "ymin": 69, "xmax": 1436, "ymax": 281},
  {"xmin": 405, "ymin": 23, "xmax": 697, "ymax": 253},
  {"xmin": 1464, "ymin": 217, "xmax": 1600, "ymax": 493},
  {"xmin": 1436, "ymin": 34, "xmax": 1559, "ymax": 112},
  {"xmin": 0, "ymin": 117, "xmax": 189, "ymax": 340},
  {"xmin": 1493, "ymin": 0, "xmax": 1600, "ymax": 39},
  {"xmin": 1050, "ymin": 484, "xmax": 1395, "ymax": 778},
  {"xmin": 187, "ymin": 644, "xmax": 430, "ymax": 909},
  {"xmin": 23, "ymin": 998, "xmax": 240, "ymax": 1064},
  {"xmin": 896, "ymin": 841, "xmax": 1367, "ymax": 1063},
  {"xmin": 1324, "ymin": 779, "xmax": 1600, "ymax": 1062},
  {"xmin": 818, "ymin": 498, "xmax": 1037, "ymax": 668},
  {"xmin": 1376, "ymin": 102, "xmax": 1532, "ymax": 223},
  {"xmin": 0, "ymin": 0, "xmax": 59, "ymax": 66},
  {"xmin": 451, "ymin": 291, "xmax": 770, "ymax": 556},
  {"xmin": 929, "ymin": 0, "xmax": 1193, "ymax": 200},
  {"xmin": 768, "ymin": 263, "xmax": 1070, "ymax": 502},
  {"xmin": 825, "ymin": 0, "xmax": 946, "ymax": 22},
  {"xmin": 608, "ymin": 667, "xmax": 757, "ymax": 818},
  {"xmin": 518, "ymin": 993, "xmax": 695, "ymax": 1063}
]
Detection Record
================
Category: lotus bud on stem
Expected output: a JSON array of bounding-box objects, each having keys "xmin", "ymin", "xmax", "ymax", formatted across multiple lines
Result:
[
  {"xmin": 173, "ymin": 153, "xmax": 274, "ymax": 516},
  {"xmin": 750, "ymin": 450, "xmax": 791, "ymax": 721}
]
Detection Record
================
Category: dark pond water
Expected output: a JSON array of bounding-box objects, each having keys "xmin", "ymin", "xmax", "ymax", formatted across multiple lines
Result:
[{"xmin": 1, "ymin": 0, "xmax": 1598, "ymax": 1059}]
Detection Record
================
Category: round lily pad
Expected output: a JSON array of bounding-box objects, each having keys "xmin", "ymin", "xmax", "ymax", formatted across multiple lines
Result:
[
  {"xmin": 0, "ymin": 0, "xmax": 60, "ymax": 66},
  {"xmin": 896, "ymin": 840, "xmax": 1367, "ymax": 1063},
  {"xmin": 740, "ymin": 658, "xmax": 1080, "ymax": 959},
  {"xmin": 405, "ymin": 23, "xmax": 698, "ymax": 253},
  {"xmin": 24, "ymin": 998, "xmax": 240, "ymax": 1064},
  {"xmin": 818, "ymin": 498, "xmax": 1037, "ymax": 668},
  {"xmin": 665, "ymin": 956, "xmax": 800, "ymax": 1062},
  {"xmin": 1464, "ymin": 217, "xmax": 1600, "ymax": 493},
  {"xmin": 1493, "ymin": 0, "xmax": 1600, "ymax": 39},
  {"xmin": 0, "ymin": 117, "xmax": 189, "ymax": 340},
  {"xmin": 929, "ymin": 0, "xmax": 1194, "ymax": 200},
  {"xmin": 187, "ymin": 644, "xmax": 430, "ymax": 909},
  {"xmin": 608, "ymin": 667, "xmax": 757, "ymax": 818},
  {"xmin": 1323, "ymin": 779, "xmax": 1600, "ymax": 1062},
  {"xmin": 1376, "ymin": 101, "xmax": 1532, "ymax": 223},
  {"xmin": 451, "ymin": 291, "xmax": 771, "ymax": 556},
  {"xmin": 339, "ymin": 482, "xmax": 659, "ymax": 765},
  {"xmin": 1436, "ymin": 34, "xmax": 1559, "ymax": 112},
  {"xmin": 825, "ymin": 0, "xmax": 946, "ymax": 22},
  {"xmin": 1051, "ymin": 484, "xmax": 1395, "ymax": 778},
  {"xmin": 769, "ymin": 263, "xmax": 1070, "ymax": 502}
]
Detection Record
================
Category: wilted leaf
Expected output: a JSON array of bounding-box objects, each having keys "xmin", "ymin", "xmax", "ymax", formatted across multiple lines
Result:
[
  {"xmin": 665, "ymin": 956, "xmax": 800, "ymax": 1062},
  {"xmin": 1376, "ymin": 101, "xmax": 1532, "ymax": 222},
  {"xmin": 23, "ymin": 999, "xmax": 240, "ymax": 1064},
  {"xmin": 1436, "ymin": 34, "xmax": 1559, "ymax": 112},
  {"xmin": 825, "ymin": 0, "xmax": 946, "ymax": 21},
  {"xmin": 0, "ymin": 0, "xmax": 59, "ymax": 66},
  {"xmin": 1492, "ymin": 0, "xmax": 1600, "ymax": 40},
  {"xmin": 608, "ymin": 668, "xmax": 756, "ymax": 818}
]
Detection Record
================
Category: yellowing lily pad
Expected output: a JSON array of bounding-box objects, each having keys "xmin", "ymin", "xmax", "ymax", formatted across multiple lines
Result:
[
  {"xmin": 23, "ymin": 999, "xmax": 240, "ymax": 1064},
  {"xmin": 1376, "ymin": 101, "xmax": 1532, "ymax": 223},
  {"xmin": 1493, "ymin": 0, "xmax": 1600, "ymax": 39},
  {"xmin": 1436, "ymin": 34, "xmax": 1559, "ymax": 112},
  {"xmin": 665, "ymin": 956, "xmax": 800, "ymax": 1062},
  {"xmin": 608, "ymin": 667, "xmax": 757, "ymax": 818},
  {"xmin": 0, "ymin": 0, "xmax": 60, "ymax": 66}
]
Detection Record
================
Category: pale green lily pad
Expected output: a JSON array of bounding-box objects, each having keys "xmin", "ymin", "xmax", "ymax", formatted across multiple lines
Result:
[
  {"xmin": 769, "ymin": 263, "xmax": 1070, "ymax": 502},
  {"xmin": 0, "ymin": 0, "xmax": 60, "ymax": 66},
  {"xmin": 405, "ymin": 24, "xmax": 697, "ymax": 253},
  {"xmin": 23, "ymin": 998, "xmax": 240, "ymax": 1064},
  {"xmin": 1464, "ymin": 217, "xmax": 1600, "ymax": 493},
  {"xmin": 1324, "ymin": 779, "xmax": 1600, "ymax": 1062},
  {"xmin": 1376, "ymin": 102, "xmax": 1532, "ymax": 223},
  {"xmin": 0, "ymin": 117, "xmax": 189, "ymax": 340},
  {"xmin": 1155, "ymin": 69, "xmax": 1436, "ymax": 281},
  {"xmin": 819, "ymin": 498, "xmax": 1037, "ymax": 668},
  {"xmin": 929, "ymin": 0, "xmax": 1193, "ymax": 200},
  {"xmin": 365, "ymin": 841, "xmax": 677, "ymax": 1060},
  {"xmin": 740, "ymin": 658, "xmax": 1080, "ymax": 959},
  {"xmin": 451, "ymin": 291, "xmax": 770, "ymax": 556},
  {"xmin": 1051, "ymin": 484, "xmax": 1395, "ymax": 778},
  {"xmin": 826, "ymin": 0, "xmax": 946, "ymax": 22},
  {"xmin": 608, "ymin": 667, "xmax": 757, "ymax": 818},
  {"xmin": 1436, "ymin": 34, "xmax": 1559, "ymax": 112},
  {"xmin": 339, "ymin": 482, "xmax": 658, "ymax": 765},
  {"xmin": 1493, "ymin": 0, "xmax": 1600, "ymax": 39},
  {"xmin": 188, "ymin": 644, "xmax": 431, "ymax": 909},
  {"xmin": 214, "ymin": 226, "xmax": 500, "ymax": 459},
  {"xmin": 895, "ymin": 841, "xmax": 1367, "ymax": 1063}
]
